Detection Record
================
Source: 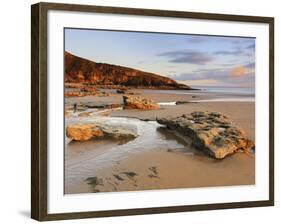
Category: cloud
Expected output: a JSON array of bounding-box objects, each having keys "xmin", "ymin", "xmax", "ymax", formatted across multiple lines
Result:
[
  {"xmin": 245, "ymin": 62, "xmax": 255, "ymax": 69},
  {"xmin": 231, "ymin": 39, "xmax": 255, "ymax": 45},
  {"xmin": 158, "ymin": 50, "xmax": 214, "ymax": 65},
  {"xmin": 232, "ymin": 40, "xmax": 242, "ymax": 44},
  {"xmin": 216, "ymin": 63, "xmax": 237, "ymax": 67},
  {"xmin": 187, "ymin": 36, "xmax": 207, "ymax": 43},
  {"xmin": 172, "ymin": 68, "xmax": 229, "ymax": 81},
  {"xmin": 214, "ymin": 46, "xmax": 255, "ymax": 57},
  {"xmin": 179, "ymin": 79, "xmax": 221, "ymax": 86},
  {"xmin": 230, "ymin": 66, "xmax": 248, "ymax": 77},
  {"xmin": 214, "ymin": 50, "xmax": 244, "ymax": 56},
  {"xmin": 169, "ymin": 63, "xmax": 255, "ymax": 87},
  {"xmin": 246, "ymin": 43, "xmax": 255, "ymax": 50}
]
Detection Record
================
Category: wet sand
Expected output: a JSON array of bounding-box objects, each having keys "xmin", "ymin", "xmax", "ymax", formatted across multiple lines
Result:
[
  {"xmin": 91, "ymin": 150, "xmax": 255, "ymax": 193},
  {"xmin": 65, "ymin": 88, "xmax": 255, "ymax": 194}
]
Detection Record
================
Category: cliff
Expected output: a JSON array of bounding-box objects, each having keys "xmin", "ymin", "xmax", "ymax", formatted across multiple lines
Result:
[{"xmin": 64, "ymin": 51, "xmax": 190, "ymax": 89}]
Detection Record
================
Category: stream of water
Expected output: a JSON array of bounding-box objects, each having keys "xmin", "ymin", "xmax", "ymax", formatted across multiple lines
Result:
[{"xmin": 65, "ymin": 111, "xmax": 191, "ymax": 193}]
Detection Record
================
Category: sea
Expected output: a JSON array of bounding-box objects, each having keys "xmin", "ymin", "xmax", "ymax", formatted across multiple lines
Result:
[
  {"xmin": 142, "ymin": 86, "xmax": 255, "ymax": 103},
  {"xmin": 193, "ymin": 86, "xmax": 255, "ymax": 95}
]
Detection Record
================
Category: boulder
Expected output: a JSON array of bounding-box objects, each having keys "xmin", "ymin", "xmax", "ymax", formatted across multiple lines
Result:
[
  {"xmin": 123, "ymin": 95, "xmax": 160, "ymax": 110},
  {"xmin": 66, "ymin": 124, "xmax": 104, "ymax": 141},
  {"xmin": 157, "ymin": 111, "xmax": 254, "ymax": 159},
  {"xmin": 66, "ymin": 123, "xmax": 137, "ymax": 141}
]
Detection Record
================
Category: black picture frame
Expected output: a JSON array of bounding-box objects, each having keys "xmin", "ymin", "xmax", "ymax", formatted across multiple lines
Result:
[{"xmin": 31, "ymin": 2, "xmax": 274, "ymax": 221}]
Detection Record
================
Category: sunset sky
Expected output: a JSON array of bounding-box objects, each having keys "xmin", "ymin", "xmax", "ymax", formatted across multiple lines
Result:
[{"xmin": 65, "ymin": 28, "xmax": 255, "ymax": 88}]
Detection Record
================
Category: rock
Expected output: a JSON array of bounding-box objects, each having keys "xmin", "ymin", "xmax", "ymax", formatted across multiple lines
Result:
[
  {"xmin": 65, "ymin": 83, "xmax": 84, "ymax": 88},
  {"xmin": 66, "ymin": 124, "xmax": 104, "ymax": 141},
  {"xmin": 104, "ymin": 104, "xmax": 122, "ymax": 109},
  {"xmin": 78, "ymin": 112, "xmax": 93, "ymax": 117},
  {"xmin": 64, "ymin": 90, "xmax": 96, "ymax": 98},
  {"xmin": 127, "ymin": 91, "xmax": 136, "ymax": 95},
  {"xmin": 157, "ymin": 111, "xmax": 254, "ymax": 159},
  {"xmin": 84, "ymin": 103, "xmax": 104, "ymax": 109},
  {"xmin": 80, "ymin": 86, "xmax": 97, "ymax": 93},
  {"xmin": 84, "ymin": 103, "xmax": 122, "ymax": 109},
  {"xmin": 117, "ymin": 89, "xmax": 125, "ymax": 94},
  {"xmin": 66, "ymin": 123, "xmax": 137, "ymax": 141},
  {"xmin": 101, "ymin": 126, "xmax": 137, "ymax": 140},
  {"xmin": 175, "ymin": 101, "xmax": 191, "ymax": 105},
  {"xmin": 117, "ymin": 89, "xmax": 136, "ymax": 95},
  {"xmin": 123, "ymin": 95, "xmax": 160, "ymax": 110},
  {"xmin": 64, "ymin": 91, "xmax": 84, "ymax": 97},
  {"xmin": 96, "ymin": 91, "xmax": 109, "ymax": 97}
]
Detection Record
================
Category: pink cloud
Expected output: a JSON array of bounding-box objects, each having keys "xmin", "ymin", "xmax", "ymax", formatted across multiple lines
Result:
[{"xmin": 230, "ymin": 66, "xmax": 248, "ymax": 77}]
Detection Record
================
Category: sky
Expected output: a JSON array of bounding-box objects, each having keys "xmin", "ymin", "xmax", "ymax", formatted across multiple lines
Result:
[{"xmin": 65, "ymin": 28, "xmax": 255, "ymax": 88}]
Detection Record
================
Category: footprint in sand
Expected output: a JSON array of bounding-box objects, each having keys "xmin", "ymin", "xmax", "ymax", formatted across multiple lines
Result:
[
  {"xmin": 113, "ymin": 174, "xmax": 124, "ymax": 181},
  {"xmin": 85, "ymin": 176, "xmax": 104, "ymax": 192},
  {"xmin": 148, "ymin": 166, "xmax": 159, "ymax": 178},
  {"xmin": 121, "ymin": 171, "xmax": 138, "ymax": 179}
]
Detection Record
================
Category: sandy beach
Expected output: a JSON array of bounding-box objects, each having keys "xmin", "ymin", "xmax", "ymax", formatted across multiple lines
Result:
[{"xmin": 64, "ymin": 88, "xmax": 255, "ymax": 194}]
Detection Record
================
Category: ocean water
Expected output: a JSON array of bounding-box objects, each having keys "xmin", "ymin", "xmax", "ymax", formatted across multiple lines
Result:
[
  {"xmin": 142, "ymin": 86, "xmax": 254, "ymax": 95},
  {"xmin": 193, "ymin": 86, "xmax": 255, "ymax": 95},
  {"xmin": 142, "ymin": 86, "xmax": 255, "ymax": 102}
]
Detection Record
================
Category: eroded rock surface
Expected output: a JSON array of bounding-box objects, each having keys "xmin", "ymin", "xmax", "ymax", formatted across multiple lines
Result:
[
  {"xmin": 123, "ymin": 95, "xmax": 160, "ymax": 110},
  {"xmin": 157, "ymin": 111, "xmax": 254, "ymax": 159},
  {"xmin": 66, "ymin": 123, "xmax": 137, "ymax": 141},
  {"xmin": 66, "ymin": 124, "xmax": 104, "ymax": 141}
]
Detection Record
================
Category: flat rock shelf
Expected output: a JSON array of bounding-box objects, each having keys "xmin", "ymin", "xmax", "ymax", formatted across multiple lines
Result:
[{"xmin": 157, "ymin": 111, "xmax": 255, "ymax": 159}]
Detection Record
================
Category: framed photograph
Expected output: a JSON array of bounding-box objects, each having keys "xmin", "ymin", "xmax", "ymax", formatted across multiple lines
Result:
[{"xmin": 31, "ymin": 2, "xmax": 274, "ymax": 221}]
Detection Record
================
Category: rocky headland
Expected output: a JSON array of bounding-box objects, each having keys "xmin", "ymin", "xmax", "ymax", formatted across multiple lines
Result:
[{"xmin": 64, "ymin": 51, "xmax": 191, "ymax": 90}]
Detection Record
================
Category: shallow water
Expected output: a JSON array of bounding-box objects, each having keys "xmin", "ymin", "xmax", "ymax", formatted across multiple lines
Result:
[{"xmin": 65, "ymin": 113, "xmax": 191, "ymax": 193}]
